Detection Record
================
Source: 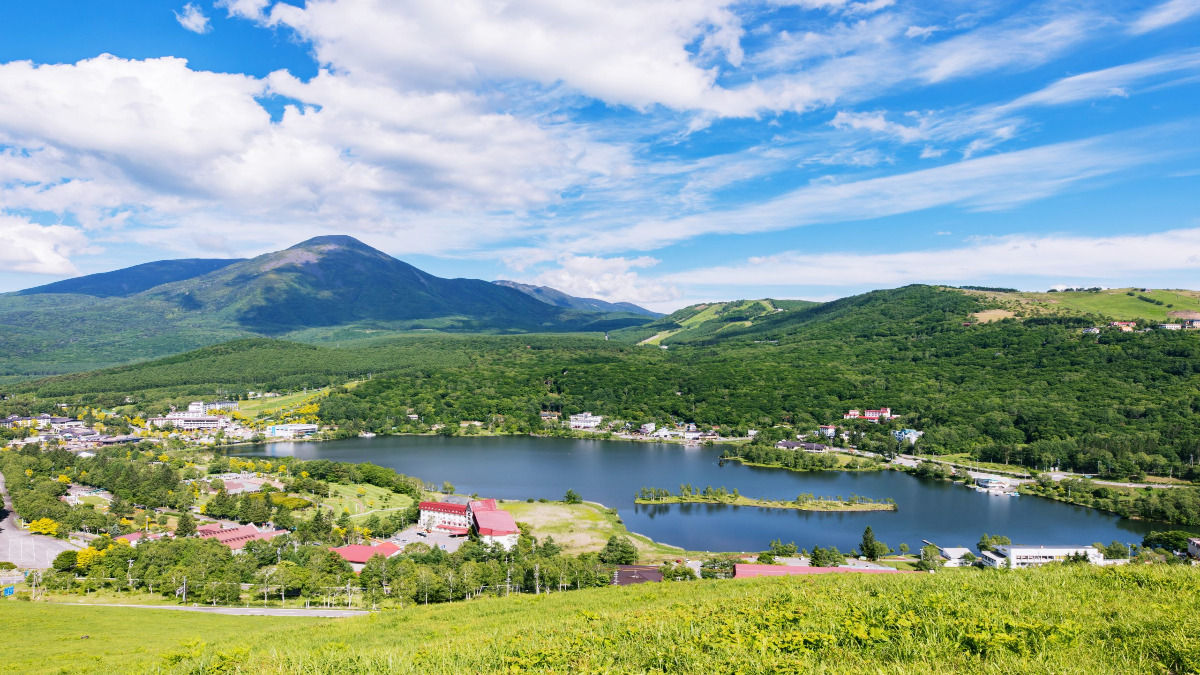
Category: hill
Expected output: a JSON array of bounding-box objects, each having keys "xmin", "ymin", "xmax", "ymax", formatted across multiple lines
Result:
[
  {"xmin": 0, "ymin": 236, "xmax": 651, "ymax": 382},
  {"xmin": 4, "ymin": 565, "xmax": 1197, "ymax": 674},
  {"xmin": 611, "ymin": 297, "xmax": 821, "ymax": 345},
  {"xmin": 16, "ymin": 258, "xmax": 243, "ymax": 297},
  {"xmin": 493, "ymin": 279, "xmax": 660, "ymax": 316},
  {"xmin": 960, "ymin": 287, "xmax": 1200, "ymax": 322}
]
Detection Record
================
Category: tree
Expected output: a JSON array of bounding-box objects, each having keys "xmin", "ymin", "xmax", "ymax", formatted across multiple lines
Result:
[
  {"xmin": 563, "ymin": 489, "xmax": 582, "ymax": 504},
  {"xmin": 175, "ymin": 512, "xmax": 197, "ymax": 537},
  {"xmin": 916, "ymin": 544, "xmax": 944, "ymax": 571},
  {"xmin": 860, "ymin": 526, "xmax": 886, "ymax": 561},
  {"xmin": 441, "ymin": 481, "xmax": 455, "ymax": 494},
  {"xmin": 809, "ymin": 546, "xmax": 845, "ymax": 567},
  {"xmin": 599, "ymin": 536, "xmax": 638, "ymax": 564},
  {"xmin": 898, "ymin": 543, "xmax": 910, "ymax": 555},
  {"xmin": 977, "ymin": 533, "xmax": 1011, "ymax": 553},
  {"xmin": 28, "ymin": 518, "xmax": 59, "ymax": 536},
  {"xmin": 52, "ymin": 549, "xmax": 77, "ymax": 572}
]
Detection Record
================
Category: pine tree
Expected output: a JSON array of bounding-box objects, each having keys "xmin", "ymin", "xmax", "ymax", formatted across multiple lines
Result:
[{"xmin": 175, "ymin": 512, "xmax": 196, "ymax": 537}]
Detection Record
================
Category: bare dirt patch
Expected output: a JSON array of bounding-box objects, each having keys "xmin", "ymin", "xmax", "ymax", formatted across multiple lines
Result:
[
  {"xmin": 970, "ymin": 309, "xmax": 1016, "ymax": 323},
  {"xmin": 1168, "ymin": 310, "xmax": 1200, "ymax": 320}
]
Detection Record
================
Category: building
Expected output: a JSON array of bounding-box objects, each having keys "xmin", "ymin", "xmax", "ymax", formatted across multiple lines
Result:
[
  {"xmin": 892, "ymin": 429, "xmax": 924, "ymax": 444},
  {"xmin": 264, "ymin": 423, "xmax": 319, "ymax": 438},
  {"xmin": 640, "ymin": 423, "xmax": 656, "ymax": 434},
  {"xmin": 980, "ymin": 545, "xmax": 1103, "ymax": 568},
  {"xmin": 734, "ymin": 564, "xmax": 905, "ymax": 578},
  {"xmin": 1083, "ymin": 327, "xmax": 1101, "ymax": 334},
  {"xmin": 539, "ymin": 411, "xmax": 561, "ymax": 422},
  {"xmin": 1188, "ymin": 538, "xmax": 1200, "ymax": 559},
  {"xmin": 569, "ymin": 412, "xmax": 603, "ymax": 429},
  {"xmin": 1110, "ymin": 321, "xmax": 1137, "ymax": 328},
  {"xmin": 147, "ymin": 413, "xmax": 229, "ymax": 430},
  {"xmin": 975, "ymin": 475, "xmax": 1011, "ymax": 490},
  {"xmin": 204, "ymin": 401, "xmax": 239, "ymax": 413},
  {"xmin": 329, "ymin": 542, "xmax": 402, "ymax": 572},
  {"xmin": 938, "ymin": 546, "xmax": 973, "ymax": 567},
  {"xmin": 843, "ymin": 407, "xmax": 895, "ymax": 422},
  {"xmin": 196, "ymin": 523, "xmax": 288, "ymax": 551},
  {"xmin": 1160, "ymin": 324, "xmax": 1183, "ymax": 330},
  {"xmin": 418, "ymin": 501, "xmax": 471, "ymax": 534},
  {"xmin": 469, "ymin": 499, "xmax": 520, "ymax": 550},
  {"xmin": 115, "ymin": 531, "xmax": 163, "ymax": 546},
  {"xmin": 817, "ymin": 425, "xmax": 838, "ymax": 437}
]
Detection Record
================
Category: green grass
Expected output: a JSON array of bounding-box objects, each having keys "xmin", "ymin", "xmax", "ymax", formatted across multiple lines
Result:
[
  {"xmin": 0, "ymin": 602, "xmax": 310, "ymax": 674},
  {"xmin": 237, "ymin": 389, "xmax": 327, "ymax": 419},
  {"xmin": 7, "ymin": 564, "xmax": 1197, "ymax": 674},
  {"xmin": 982, "ymin": 287, "xmax": 1200, "ymax": 321},
  {"xmin": 499, "ymin": 500, "xmax": 686, "ymax": 560},
  {"xmin": 313, "ymin": 482, "xmax": 413, "ymax": 519}
]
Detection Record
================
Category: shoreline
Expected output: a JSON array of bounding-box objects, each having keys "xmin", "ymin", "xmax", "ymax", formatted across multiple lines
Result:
[{"xmin": 635, "ymin": 495, "xmax": 897, "ymax": 512}]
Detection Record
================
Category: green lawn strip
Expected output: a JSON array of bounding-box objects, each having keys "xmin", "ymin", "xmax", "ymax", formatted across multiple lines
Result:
[
  {"xmin": 0, "ymin": 602, "xmax": 312, "ymax": 674},
  {"xmin": 499, "ymin": 500, "xmax": 686, "ymax": 561}
]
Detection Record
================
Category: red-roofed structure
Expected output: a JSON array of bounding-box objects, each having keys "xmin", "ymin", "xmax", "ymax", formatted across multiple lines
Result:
[
  {"xmin": 115, "ymin": 531, "xmax": 162, "ymax": 546},
  {"xmin": 470, "ymin": 499, "xmax": 520, "ymax": 550},
  {"xmin": 419, "ymin": 501, "xmax": 471, "ymax": 531},
  {"xmin": 734, "ymin": 564, "xmax": 908, "ymax": 578},
  {"xmin": 330, "ymin": 542, "xmax": 403, "ymax": 571},
  {"xmin": 197, "ymin": 524, "xmax": 288, "ymax": 551}
]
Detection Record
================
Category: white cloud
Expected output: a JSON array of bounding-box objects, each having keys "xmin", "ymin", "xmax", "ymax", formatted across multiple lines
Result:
[
  {"xmin": 663, "ymin": 227, "xmax": 1200, "ymax": 287},
  {"xmin": 1130, "ymin": 0, "xmax": 1200, "ymax": 34},
  {"xmin": 905, "ymin": 25, "xmax": 940, "ymax": 39},
  {"xmin": 530, "ymin": 254, "xmax": 678, "ymax": 304},
  {"xmin": 1000, "ymin": 50, "xmax": 1200, "ymax": 110},
  {"xmin": 558, "ymin": 132, "xmax": 1162, "ymax": 254},
  {"xmin": 174, "ymin": 3, "xmax": 212, "ymax": 34},
  {"xmin": 0, "ymin": 216, "xmax": 93, "ymax": 275},
  {"xmin": 919, "ymin": 146, "xmax": 945, "ymax": 159},
  {"xmin": 829, "ymin": 110, "xmax": 926, "ymax": 142},
  {"xmin": 216, "ymin": 0, "xmax": 270, "ymax": 20}
]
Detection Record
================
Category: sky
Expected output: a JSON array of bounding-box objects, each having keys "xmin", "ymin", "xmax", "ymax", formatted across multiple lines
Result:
[{"xmin": 0, "ymin": 0, "xmax": 1198, "ymax": 312}]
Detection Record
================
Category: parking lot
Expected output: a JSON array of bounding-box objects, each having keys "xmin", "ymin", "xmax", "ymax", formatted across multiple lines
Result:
[{"xmin": 391, "ymin": 524, "xmax": 466, "ymax": 553}]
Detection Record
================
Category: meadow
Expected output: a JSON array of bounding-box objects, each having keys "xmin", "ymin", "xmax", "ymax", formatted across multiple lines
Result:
[{"xmin": 4, "ymin": 564, "xmax": 1197, "ymax": 674}]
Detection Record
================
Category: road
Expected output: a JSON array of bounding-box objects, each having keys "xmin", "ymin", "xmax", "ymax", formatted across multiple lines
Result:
[
  {"xmin": 51, "ymin": 602, "xmax": 368, "ymax": 617},
  {"xmin": 0, "ymin": 472, "xmax": 81, "ymax": 568}
]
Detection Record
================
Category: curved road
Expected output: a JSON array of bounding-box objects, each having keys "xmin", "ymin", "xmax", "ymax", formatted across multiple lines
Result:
[{"xmin": 0, "ymin": 472, "xmax": 80, "ymax": 568}]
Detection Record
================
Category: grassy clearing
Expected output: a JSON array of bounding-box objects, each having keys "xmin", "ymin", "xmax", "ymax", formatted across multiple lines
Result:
[
  {"xmin": 309, "ymin": 482, "xmax": 413, "ymax": 519},
  {"xmin": 973, "ymin": 287, "xmax": 1200, "ymax": 321},
  {"xmin": 9, "ymin": 564, "xmax": 1195, "ymax": 674},
  {"xmin": 0, "ymin": 603, "xmax": 310, "ymax": 674},
  {"xmin": 500, "ymin": 500, "xmax": 685, "ymax": 560}
]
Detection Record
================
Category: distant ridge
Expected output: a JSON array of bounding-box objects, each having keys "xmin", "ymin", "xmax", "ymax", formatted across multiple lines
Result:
[
  {"xmin": 18, "ymin": 258, "xmax": 243, "ymax": 297},
  {"xmin": 493, "ymin": 280, "xmax": 661, "ymax": 316}
]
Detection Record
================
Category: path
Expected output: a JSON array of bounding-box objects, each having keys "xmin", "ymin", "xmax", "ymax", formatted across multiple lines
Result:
[
  {"xmin": 51, "ymin": 602, "xmax": 367, "ymax": 617},
  {"xmin": 0, "ymin": 472, "xmax": 81, "ymax": 568}
]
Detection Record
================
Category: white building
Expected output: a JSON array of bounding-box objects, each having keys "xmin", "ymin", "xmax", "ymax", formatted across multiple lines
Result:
[
  {"xmin": 205, "ymin": 401, "xmax": 239, "ymax": 413},
  {"xmin": 569, "ymin": 412, "xmax": 603, "ymax": 430},
  {"xmin": 148, "ymin": 413, "xmax": 229, "ymax": 430},
  {"xmin": 892, "ymin": 429, "xmax": 924, "ymax": 444},
  {"xmin": 469, "ymin": 499, "xmax": 520, "ymax": 550},
  {"xmin": 981, "ymin": 545, "xmax": 1103, "ymax": 568},
  {"xmin": 640, "ymin": 423, "xmax": 656, "ymax": 434},
  {"xmin": 1161, "ymin": 324, "xmax": 1183, "ymax": 330},
  {"xmin": 418, "ymin": 501, "xmax": 471, "ymax": 533},
  {"xmin": 265, "ymin": 423, "xmax": 319, "ymax": 438},
  {"xmin": 1189, "ymin": 538, "xmax": 1200, "ymax": 559},
  {"xmin": 938, "ymin": 546, "xmax": 974, "ymax": 567}
]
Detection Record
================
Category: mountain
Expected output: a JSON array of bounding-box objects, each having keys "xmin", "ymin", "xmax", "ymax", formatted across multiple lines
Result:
[
  {"xmin": 493, "ymin": 280, "xmax": 660, "ymax": 316},
  {"xmin": 610, "ymin": 297, "xmax": 823, "ymax": 345},
  {"xmin": 17, "ymin": 258, "xmax": 243, "ymax": 297},
  {"xmin": 0, "ymin": 235, "xmax": 652, "ymax": 381}
]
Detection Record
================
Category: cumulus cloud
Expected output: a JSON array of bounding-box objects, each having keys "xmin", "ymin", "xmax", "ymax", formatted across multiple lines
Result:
[
  {"xmin": 0, "ymin": 216, "xmax": 93, "ymax": 274},
  {"xmin": 663, "ymin": 227, "xmax": 1200, "ymax": 288},
  {"xmin": 216, "ymin": 0, "xmax": 270, "ymax": 20},
  {"xmin": 531, "ymin": 254, "xmax": 679, "ymax": 304},
  {"xmin": 174, "ymin": 3, "xmax": 212, "ymax": 34}
]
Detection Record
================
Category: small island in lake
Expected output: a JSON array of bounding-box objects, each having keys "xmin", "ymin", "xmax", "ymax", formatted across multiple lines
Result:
[{"xmin": 635, "ymin": 485, "xmax": 897, "ymax": 512}]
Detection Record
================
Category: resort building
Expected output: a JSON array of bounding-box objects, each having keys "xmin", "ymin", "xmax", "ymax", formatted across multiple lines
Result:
[
  {"xmin": 843, "ymin": 407, "xmax": 895, "ymax": 422},
  {"xmin": 147, "ymin": 413, "xmax": 229, "ymax": 430},
  {"xmin": 938, "ymin": 546, "xmax": 974, "ymax": 567},
  {"xmin": 569, "ymin": 412, "xmax": 603, "ymax": 429},
  {"xmin": 329, "ymin": 542, "xmax": 402, "ymax": 572},
  {"xmin": 196, "ymin": 523, "xmax": 288, "ymax": 551},
  {"xmin": 980, "ymin": 545, "xmax": 1103, "ymax": 568},
  {"xmin": 264, "ymin": 423, "xmax": 319, "ymax": 438},
  {"xmin": 418, "ymin": 501, "xmax": 472, "ymax": 534}
]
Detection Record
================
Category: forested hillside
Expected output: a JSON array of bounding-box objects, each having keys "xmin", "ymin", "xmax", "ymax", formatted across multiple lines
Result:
[{"xmin": 10, "ymin": 285, "xmax": 1200, "ymax": 480}]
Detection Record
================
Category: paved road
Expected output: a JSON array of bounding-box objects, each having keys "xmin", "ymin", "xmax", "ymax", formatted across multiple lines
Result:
[
  {"xmin": 52, "ymin": 602, "xmax": 367, "ymax": 617},
  {"xmin": 0, "ymin": 472, "xmax": 81, "ymax": 568}
]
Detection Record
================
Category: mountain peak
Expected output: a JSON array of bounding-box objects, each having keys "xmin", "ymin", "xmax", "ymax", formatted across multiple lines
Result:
[{"xmin": 288, "ymin": 235, "xmax": 378, "ymax": 251}]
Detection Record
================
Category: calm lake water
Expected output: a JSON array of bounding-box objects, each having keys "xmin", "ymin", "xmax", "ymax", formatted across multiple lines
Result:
[{"xmin": 237, "ymin": 435, "xmax": 1176, "ymax": 554}]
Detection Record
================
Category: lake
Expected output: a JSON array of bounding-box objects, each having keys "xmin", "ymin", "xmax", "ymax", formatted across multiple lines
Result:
[{"xmin": 237, "ymin": 435, "xmax": 1174, "ymax": 554}]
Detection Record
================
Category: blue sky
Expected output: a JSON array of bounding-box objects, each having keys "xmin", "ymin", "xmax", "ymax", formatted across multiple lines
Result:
[{"xmin": 0, "ymin": 0, "xmax": 1198, "ymax": 311}]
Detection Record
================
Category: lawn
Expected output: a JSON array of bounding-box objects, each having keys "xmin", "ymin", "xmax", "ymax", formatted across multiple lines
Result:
[
  {"xmin": 0, "ymin": 602, "xmax": 312, "ymax": 674},
  {"xmin": 311, "ymin": 482, "xmax": 413, "ymax": 520},
  {"xmin": 980, "ymin": 287, "xmax": 1200, "ymax": 321},
  {"xmin": 500, "ymin": 500, "xmax": 688, "ymax": 561}
]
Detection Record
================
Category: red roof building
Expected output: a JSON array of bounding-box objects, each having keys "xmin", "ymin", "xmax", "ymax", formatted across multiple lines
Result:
[
  {"xmin": 329, "ymin": 542, "xmax": 402, "ymax": 570},
  {"xmin": 469, "ymin": 499, "xmax": 520, "ymax": 550},
  {"xmin": 418, "ymin": 501, "xmax": 471, "ymax": 531},
  {"xmin": 734, "ymin": 564, "xmax": 908, "ymax": 578},
  {"xmin": 197, "ymin": 524, "xmax": 288, "ymax": 551}
]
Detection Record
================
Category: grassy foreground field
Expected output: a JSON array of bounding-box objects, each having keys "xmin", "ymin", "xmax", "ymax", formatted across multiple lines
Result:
[{"xmin": 5, "ymin": 565, "xmax": 1199, "ymax": 674}]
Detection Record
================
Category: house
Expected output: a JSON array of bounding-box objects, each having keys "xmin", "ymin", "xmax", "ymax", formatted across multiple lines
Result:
[
  {"xmin": 197, "ymin": 523, "xmax": 288, "ymax": 551},
  {"xmin": 469, "ymin": 499, "xmax": 520, "ymax": 550},
  {"xmin": 329, "ymin": 542, "xmax": 402, "ymax": 572},
  {"xmin": 775, "ymin": 440, "xmax": 802, "ymax": 450},
  {"xmin": 406, "ymin": 414, "xmax": 420, "ymax": 421},
  {"xmin": 843, "ymin": 407, "xmax": 895, "ymax": 422},
  {"xmin": 980, "ymin": 545, "xmax": 1103, "ymax": 568},
  {"xmin": 264, "ymin": 423, "xmax": 319, "ymax": 438},
  {"xmin": 734, "ymin": 564, "xmax": 905, "ymax": 578},
  {"xmin": 539, "ymin": 411, "xmax": 561, "ymax": 421},
  {"xmin": 1160, "ymin": 324, "xmax": 1183, "ymax": 330},
  {"xmin": 938, "ymin": 546, "xmax": 973, "ymax": 567},
  {"xmin": 1110, "ymin": 321, "xmax": 1137, "ymax": 328},
  {"xmin": 1188, "ymin": 538, "xmax": 1200, "ymax": 559},
  {"xmin": 891, "ymin": 429, "xmax": 924, "ymax": 444},
  {"xmin": 1083, "ymin": 327, "xmax": 1101, "ymax": 334},
  {"xmin": 418, "ymin": 501, "xmax": 471, "ymax": 534},
  {"xmin": 613, "ymin": 565, "xmax": 663, "ymax": 586},
  {"xmin": 640, "ymin": 423, "xmax": 656, "ymax": 434},
  {"xmin": 569, "ymin": 412, "xmax": 603, "ymax": 430},
  {"xmin": 817, "ymin": 425, "xmax": 838, "ymax": 437},
  {"xmin": 115, "ymin": 531, "xmax": 163, "ymax": 546}
]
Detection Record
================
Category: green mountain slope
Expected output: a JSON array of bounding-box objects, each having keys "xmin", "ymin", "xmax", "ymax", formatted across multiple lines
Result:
[
  {"xmin": 0, "ymin": 236, "xmax": 651, "ymax": 382},
  {"xmin": 962, "ymin": 287, "xmax": 1200, "ymax": 322},
  {"xmin": 6, "ymin": 565, "xmax": 1196, "ymax": 674},
  {"xmin": 494, "ymin": 279, "xmax": 661, "ymax": 316},
  {"xmin": 16, "ymin": 258, "xmax": 243, "ymax": 297},
  {"xmin": 612, "ymin": 297, "xmax": 820, "ymax": 344}
]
